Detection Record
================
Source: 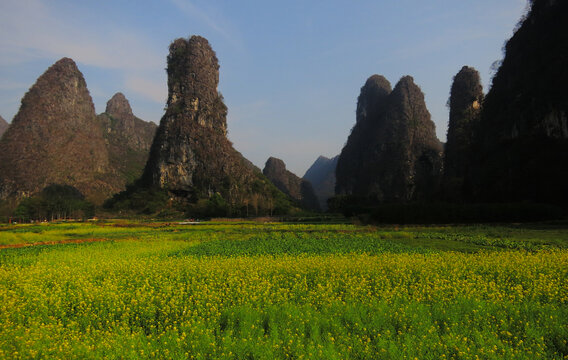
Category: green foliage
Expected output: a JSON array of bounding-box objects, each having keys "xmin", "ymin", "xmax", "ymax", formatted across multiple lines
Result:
[
  {"xmin": 2, "ymin": 221, "xmax": 566, "ymax": 252},
  {"xmin": 171, "ymin": 230, "xmax": 422, "ymax": 257},
  {"xmin": 103, "ymin": 184, "xmax": 169, "ymax": 215},
  {"xmin": 13, "ymin": 184, "xmax": 95, "ymax": 221},
  {"xmin": 186, "ymin": 193, "xmax": 229, "ymax": 219},
  {"xmin": 271, "ymin": 187, "xmax": 292, "ymax": 215}
]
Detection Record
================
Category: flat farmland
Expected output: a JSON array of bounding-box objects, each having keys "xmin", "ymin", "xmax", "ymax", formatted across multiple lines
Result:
[{"xmin": 0, "ymin": 221, "xmax": 567, "ymax": 359}]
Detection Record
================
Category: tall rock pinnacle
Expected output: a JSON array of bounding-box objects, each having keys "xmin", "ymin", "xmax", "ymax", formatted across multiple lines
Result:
[
  {"xmin": 443, "ymin": 66, "xmax": 483, "ymax": 200},
  {"xmin": 140, "ymin": 35, "xmax": 287, "ymax": 215},
  {"xmin": 335, "ymin": 75, "xmax": 392, "ymax": 196},
  {"xmin": 0, "ymin": 58, "xmax": 109, "ymax": 202},
  {"xmin": 336, "ymin": 75, "xmax": 443, "ymax": 202},
  {"xmin": 166, "ymin": 36, "xmax": 227, "ymax": 135}
]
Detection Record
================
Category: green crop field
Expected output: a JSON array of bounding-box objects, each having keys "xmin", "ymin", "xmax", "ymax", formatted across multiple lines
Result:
[{"xmin": 0, "ymin": 220, "xmax": 567, "ymax": 359}]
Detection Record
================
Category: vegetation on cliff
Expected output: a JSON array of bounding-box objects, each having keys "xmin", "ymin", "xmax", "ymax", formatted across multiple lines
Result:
[
  {"xmin": 3, "ymin": 1, "xmax": 567, "ymax": 222},
  {"xmin": 12, "ymin": 184, "xmax": 95, "ymax": 221}
]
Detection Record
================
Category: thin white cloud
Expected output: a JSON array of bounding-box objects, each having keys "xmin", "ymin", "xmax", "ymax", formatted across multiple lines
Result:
[
  {"xmin": 169, "ymin": 0, "xmax": 244, "ymax": 52},
  {"xmin": 0, "ymin": 0, "xmax": 162, "ymax": 71},
  {"xmin": 0, "ymin": 0, "xmax": 165, "ymax": 108}
]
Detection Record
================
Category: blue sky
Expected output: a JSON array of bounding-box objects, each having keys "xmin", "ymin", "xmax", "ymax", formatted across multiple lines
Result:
[{"xmin": 0, "ymin": 0, "xmax": 527, "ymax": 176}]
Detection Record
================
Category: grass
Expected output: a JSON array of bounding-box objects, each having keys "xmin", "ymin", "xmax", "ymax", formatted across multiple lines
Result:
[{"xmin": 0, "ymin": 220, "xmax": 567, "ymax": 359}]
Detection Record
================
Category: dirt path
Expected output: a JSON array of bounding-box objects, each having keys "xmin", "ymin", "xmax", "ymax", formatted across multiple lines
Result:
[{"xmin": 0, "ymin": 238, "xmax": 108, "ymax": 249}]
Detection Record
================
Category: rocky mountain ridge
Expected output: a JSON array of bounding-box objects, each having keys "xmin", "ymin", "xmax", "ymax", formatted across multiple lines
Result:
[
  {"xmin": 0, "ymin": 58, "xmax": 110, "ymax": 203},
  {"xmin": 263, "ymin": 157, "xmax": 319, "ymax": 211},
  {"xmin": 98, "ymin": 93, "xmax": 157, "ymax": 187},
  {"xmin": 303, "ymin": 155, "xmax": 338, "ymax": 210},
  {"xmin": 0, "ymin": 58, "xmax": 156, "ymax": 205}
]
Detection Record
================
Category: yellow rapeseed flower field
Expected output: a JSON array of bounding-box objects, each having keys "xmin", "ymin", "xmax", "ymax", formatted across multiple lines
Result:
[{"xmin": 0, "ymin": 221, "xmax": 566, "ymax": 359}]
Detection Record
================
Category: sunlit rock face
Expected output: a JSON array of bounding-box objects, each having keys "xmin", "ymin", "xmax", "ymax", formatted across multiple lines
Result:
[
  {"xmin": 0, "ymin": 58, "xmax": 110, "ymax": 203},
  {"xmin": 141, "ymin": 35, "xmax": 284, "ymax": 211}
]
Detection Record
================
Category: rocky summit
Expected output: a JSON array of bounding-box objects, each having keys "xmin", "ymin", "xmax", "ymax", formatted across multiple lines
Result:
[
  {"xmin": 140, "ymin": 35, "xmax": 288, "ymax": 215},
  {"xmin": 0, "ymin": 58, "xmax": 110, "ymax": 203},
  {"xmin": 263, "ymin": 157, "xmax": 320, "ymax": 211},
  {"xmin": 472, "ymin": 0, "xmax": 568, "ymax": 204},
  {"xmin": 303, "ymin": 155, "xmax": 338, "ymax": 210},
  {"xmin": 97, "ymin": 92, "xmax": 157, "ymax": 189},
  {"xmin": 336, "ymin": 75, "xmax": 443, "ymax": 202},
  {"xmin": 0, "ymin": 59, "xmax": 158, "ymax": 205},
  {"xmin": 443, "ymin": 66, "xmax": 483, "ymax": 200},
  {"xmin": 0, "ymin": 116, "xmax": 8, "ymax": 139}
]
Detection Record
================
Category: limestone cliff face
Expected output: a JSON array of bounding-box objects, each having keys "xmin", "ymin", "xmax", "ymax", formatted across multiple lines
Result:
[
  {"xmin": 303, "ymin": 155, "xmax": 338, "ymax": 210},
  {"xmin": 443, "ymin": 66, "xmax": 483, "ymax": 200},
  {"xmin": 97, "ymin": 92, "xmax": 157, "ymax": 187},
  {"xmin": 263, "ymin": 157, "xmax": 320, "ymax": 211},
  {"xmin": 472, "ymin": 0, "xmax": 568, "ymax": 203},
  {"xmin": 336, "ymin": 75, "xmax": 443, "ymax": 202},
  {"xmin": 141, "ymin": 36, "xmax": 285, "ymax": 213},
  {"xmin": 0, "ymin": 116, "xmax": 8, "ymax": 139},
  {"xmin": 0, "ymin": 58, "xmax": 110, "ymax": 203},
  {"xmin": 166, "ymin": 36, "xmax": 227, "ymax": 135}
]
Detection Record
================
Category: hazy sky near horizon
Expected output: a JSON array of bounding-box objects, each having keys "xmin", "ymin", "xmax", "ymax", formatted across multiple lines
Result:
[{"xmin": 0, "ymin": 0, "xmax": 527, "ymax": 176}]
